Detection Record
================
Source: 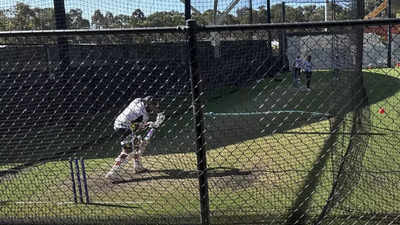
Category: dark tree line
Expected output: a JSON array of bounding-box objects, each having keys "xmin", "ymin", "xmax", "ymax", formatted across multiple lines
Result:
[
  {"xmin": 0, "ymin": 1, "xmax": 388, "ymax": 31},
  {"xmin": 0, "ymin": 2, "xmax": 89, "ymax": 30}
]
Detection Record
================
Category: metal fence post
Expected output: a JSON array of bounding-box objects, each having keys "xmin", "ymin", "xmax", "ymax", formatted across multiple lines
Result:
[
  {"xmin": 186, "ymin": 19, "xmax": 210, "ymax": 225},
  {"xmin": 267, "ymin": 0, "xmax": 272, "ymax": 56},
  {"xmin": 249, "ymin": 0, "xmax": 253, "ymax": 24},
  {"xmin": 53, "ymin": 0, "xmax": 69, "ymax": 70},
  {"xmin": 280, "ymin": 2, "xmax": 287, "ymax": 69},
  {"xmin": 185, "ymin": 0, "xmax": 191, "ymax": 20},
  {"xmin": 387, "ymin": 0, "xmax": 392, "ymax": 68}
]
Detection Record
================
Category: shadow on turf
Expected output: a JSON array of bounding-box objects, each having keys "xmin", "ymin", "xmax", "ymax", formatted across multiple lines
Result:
[
  {"xmin": 0, "ymin": 161, "xmax": 45, "ymax": 181},
  {"xmin": 1, "ymin": 71, "xmax": 399, "ymax": 163},
  {"xmin": 112, "ymin": 167, "xmax": 252, "ymax": 184},
  {"xmin": 146, "ymin": 71, "xmax": 400, "ymax": 155}
]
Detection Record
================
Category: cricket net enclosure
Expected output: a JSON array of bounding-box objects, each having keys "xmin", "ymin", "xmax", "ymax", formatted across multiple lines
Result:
[{"xmin": 1, "ymin": 0, "xmax": 400, "ymax": 225}]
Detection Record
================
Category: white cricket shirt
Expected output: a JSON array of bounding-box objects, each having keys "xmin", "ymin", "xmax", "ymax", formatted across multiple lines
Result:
[
  {"xmin": 294, "ymin": 57, "xmax": 303, "ymax": 68},
  {"xmin": 114, "ymin": 98, "xmax": 149, "ymax": 130}
]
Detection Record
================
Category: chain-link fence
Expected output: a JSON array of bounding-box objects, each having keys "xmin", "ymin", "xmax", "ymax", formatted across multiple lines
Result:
[{"xmin": 1, "ymin": 0, "xmax": 400, "ymax": 225}]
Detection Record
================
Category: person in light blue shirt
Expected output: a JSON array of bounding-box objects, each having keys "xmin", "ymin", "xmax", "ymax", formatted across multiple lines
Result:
[
  {"xmin": 303, "ymin": 55, "xmax": 312, "ymax": 91},
  {"xmin": 332, "ymin": 54, "xmax": 340, "ymax": 80},
  {"xmin": 292, "ymin": 55, "xmax": 302, "ymax": 87}
]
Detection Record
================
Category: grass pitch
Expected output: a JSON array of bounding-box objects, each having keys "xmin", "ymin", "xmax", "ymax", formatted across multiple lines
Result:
[{"xmin": 0, "ymin": 68, "xmax": 400, "ymax": 224}]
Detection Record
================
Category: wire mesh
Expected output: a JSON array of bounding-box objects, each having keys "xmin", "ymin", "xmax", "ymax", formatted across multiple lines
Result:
[{"xmin": 1, "ymin": 0, "xmax": 400, "ymax": 225}]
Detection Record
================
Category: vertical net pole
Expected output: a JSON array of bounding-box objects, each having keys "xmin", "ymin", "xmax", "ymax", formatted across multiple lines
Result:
[
  {"xmin": 248, "ymin": 0, "xmax": 253, "ymax": 39},
  {"xmin": 388, "ymin": 0, "xmax": 393, "ymax": 68},
  {"xmin": 53, "ymin": 0, "xmax": 69, "ymax": 70},
  {"xmin": 187, "ymin": 19, "xmax": 210, "ymax": 225},
  {"xmin": 267, "ymin": 0, "xmax": 272, "ymax": 57},
  {"xmin": 249, "ymin": 0, "xmax": 253, "ymax": 24},
  {"xmin": 280, "ymin": 2, "xmax": 288, "ymax": 70},
  {"xmin": 185, "ymin": 0, "xmax": 191, "ymax": 20}
]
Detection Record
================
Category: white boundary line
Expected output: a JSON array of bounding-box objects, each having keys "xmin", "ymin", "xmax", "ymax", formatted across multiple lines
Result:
[
  {"xmin": 14, "ymin": 201, "xmax": 153, "ymax": 205},
  {"xmin": 92, "ymin": 201, "xmax": 154, "ymax": 204},
  {"xmin": 204, "ymin": 111, "xmax": 331, "ymax": 117},
  {"xmin": 15, "ymin": 201, "xmax": 75, "ymax": 205}
]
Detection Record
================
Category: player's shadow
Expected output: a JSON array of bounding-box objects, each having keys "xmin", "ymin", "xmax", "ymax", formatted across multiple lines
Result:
[{"xmin": 112, "ymin": 167, "xmax": 252, "ymax": 184}]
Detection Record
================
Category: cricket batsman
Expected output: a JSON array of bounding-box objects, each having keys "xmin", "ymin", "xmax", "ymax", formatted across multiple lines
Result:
[{"xmin": 105, "ymin": 96, "xmax": 165, "ymax": 180}]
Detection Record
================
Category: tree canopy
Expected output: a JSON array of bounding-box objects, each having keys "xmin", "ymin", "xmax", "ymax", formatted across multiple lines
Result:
[{"xmin": 0, "ymin": 2, "xmax": 374, "ymax": 31}]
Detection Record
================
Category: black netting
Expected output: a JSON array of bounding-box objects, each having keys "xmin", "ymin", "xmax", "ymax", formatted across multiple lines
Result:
[{"xmin": 1, "ymin": 1, "xmax": 400, "ymax": 225}]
